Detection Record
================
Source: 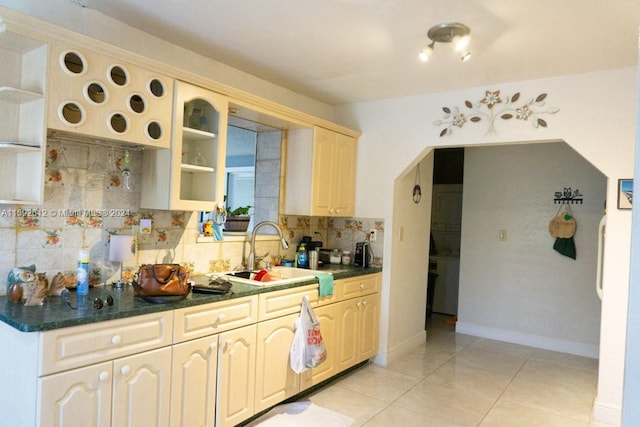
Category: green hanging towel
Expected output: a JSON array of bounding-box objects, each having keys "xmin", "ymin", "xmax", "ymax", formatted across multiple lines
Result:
[{"xmin": 553, "ymin": 237, "xmax": 576, "ymax": 259}]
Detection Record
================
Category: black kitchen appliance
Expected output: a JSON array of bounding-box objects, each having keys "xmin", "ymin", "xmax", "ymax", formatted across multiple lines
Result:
[{"xmin": 354, "ymin": 242, "xmax": 371, "ymax": 267}]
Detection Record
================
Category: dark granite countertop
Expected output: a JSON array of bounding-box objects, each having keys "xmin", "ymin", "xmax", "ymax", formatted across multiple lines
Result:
[{"xmin": 0, "ymin": 265, "xmax": 381, "ymax": 333}]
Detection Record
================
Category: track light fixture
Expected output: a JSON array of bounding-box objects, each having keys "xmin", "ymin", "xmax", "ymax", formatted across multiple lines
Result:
[{"xmin": 419, "ymin": 22, "xmax": 471, "ymax": 62}]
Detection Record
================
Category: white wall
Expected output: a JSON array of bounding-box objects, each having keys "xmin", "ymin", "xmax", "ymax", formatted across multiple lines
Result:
[
  {"xmin": 338, "ymin": 67, "xmax": 637, "ymax": 425},
  {"xmin": 457, "ymin": 143, "xmax": 606, "ymax": 357}
]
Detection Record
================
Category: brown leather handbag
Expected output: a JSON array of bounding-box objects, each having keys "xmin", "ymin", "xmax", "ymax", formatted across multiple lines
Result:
[{"xmin": 132, "ymin": 264, "xmax": 191, "ymax": 303}]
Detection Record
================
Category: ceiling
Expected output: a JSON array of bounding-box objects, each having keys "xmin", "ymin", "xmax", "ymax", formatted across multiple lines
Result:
[{"xmin": 81, "ymin": 0, "xmax": 640, "ymax": 106}]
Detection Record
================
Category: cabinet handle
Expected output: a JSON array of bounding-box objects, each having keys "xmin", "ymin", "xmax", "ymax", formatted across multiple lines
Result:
[
  {"xmin": 99, "ymin": 371, "xmax": 109, "ymax": 382},
  {"xmin": 120, "ymin": 365, "xmax": 130, "ymax": 376},
  {"xmin": 111, "ymin": 335, "xmax": 122, "ymax": 345}
]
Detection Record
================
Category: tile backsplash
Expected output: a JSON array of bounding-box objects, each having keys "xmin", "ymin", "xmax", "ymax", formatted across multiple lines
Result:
[{"xmin": 0, "ymin": 140, "xmax": 383, "ymax": 293}]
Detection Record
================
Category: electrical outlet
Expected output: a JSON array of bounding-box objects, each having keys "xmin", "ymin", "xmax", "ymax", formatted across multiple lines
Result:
[{"xmin": 370, "ymin": 229, "xmax": 377, "ymax": 241}]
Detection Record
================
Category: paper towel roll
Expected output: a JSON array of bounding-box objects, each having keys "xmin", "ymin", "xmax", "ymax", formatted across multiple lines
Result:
[{"xmin": 109, "ymin": 235, "xmax": 135, "ymax": 262}]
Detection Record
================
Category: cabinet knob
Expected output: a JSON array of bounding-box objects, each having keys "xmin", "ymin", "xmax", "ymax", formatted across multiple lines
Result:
[
  {"xmin": 362, "ymin": 300, "xmax": 368, "ymax": 307},
  {"xmin": 225, "ymin": 339, "xmax": 233, "ymax": 347},
  {"xmin": 120, "ymin": 365, "xmax": 131, "ymax": 376},
  {"xmin": 356, "ymin": 301, "xmax": 361, "ymax": 308},
  {"xmin": 218, "ymin": 313, "xmax": 226, "ymax": 322},
  {"xmin": 111, "ymin": 335, "xmax": 122, "ymax": 345},
  {"xmin": 335, "ymin": 209, "xmax": 341, "ymax": 214},
  {"xmin": 99, "ymin": 371, "xmax": 110, "ymax": 382},
  {"xmin": 328, "ymin": 208, "xmax": 334, "ymax": 214},
  {"xmin": 209, "ymin": 342, "xmax": 217, "ymax": 351},
  {"xmin": 359, "ymin": 283, "xmax": 364, "ymax": 289}
]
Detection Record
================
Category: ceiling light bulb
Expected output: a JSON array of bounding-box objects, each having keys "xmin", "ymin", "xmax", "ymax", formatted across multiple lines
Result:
[
  {"xmin": 454, "ymin": 34, "xmax": 470, "ymax": 52},
  {"xmin": 461, "ymin": 51, "xmax": 472, "ymax": 62},
  {"xmin": 419, "ymin": 45, "xmax": 433, "ymax": 62}
]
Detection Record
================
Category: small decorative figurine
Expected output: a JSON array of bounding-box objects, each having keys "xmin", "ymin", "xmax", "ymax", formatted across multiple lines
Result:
[
  {"xmin": 7, "ymin": 265, "xmax": 36, "ymax": 302},
  {"xmin": 24, "ymin": 273, "xmax": 49, "ymax": 306},
  {"xmin": 48, "ymin": 272, "xmax": 67, "ymax": 297}
]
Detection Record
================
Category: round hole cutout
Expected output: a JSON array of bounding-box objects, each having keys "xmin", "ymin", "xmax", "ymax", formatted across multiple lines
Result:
[
  {"xmin": 148, "ymin": 79, "xmax": 166, "ymax": 98},
  {"xmin": 85, "ymin": 82, "xmax": 108, "ymax": 104},
  {"xmin": 59, "ymin": 102, "xmax": 84, "ymax": 126},
  {"xmin": 128, "ymin": 94, "xmax": 146, "ymax": 114},
  {"xmin": 109, "ymin": 65, "xmax": 129, "ymax": 86},
  {"xmin": 62, "ymin": 51, "xmax": 85, "ymax": 75},
  {"xmin": 146, "ymin": 121, "xmax": 163, "ymax": 140},
  {"xmin": 109, "ymin": 113, "xmax": 129, "ymax": 134}
]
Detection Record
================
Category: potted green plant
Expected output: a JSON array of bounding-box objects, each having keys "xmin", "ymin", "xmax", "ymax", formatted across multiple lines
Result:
[{"xmin": 224, "ymin": 205, "xmax": 252, "ymax": 232}]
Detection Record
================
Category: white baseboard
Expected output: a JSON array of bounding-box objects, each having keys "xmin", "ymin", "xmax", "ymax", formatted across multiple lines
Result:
[
  {"xmin": 456, "ymin": 321, "xmax": 599, "ymax": 358},
  {"xmin": 593, "ymin": 399, "xmax": 621, "ymax": 426},
  {"xmin": 373, "ymin": 330, "xmax": 426, "ymax": 366}
]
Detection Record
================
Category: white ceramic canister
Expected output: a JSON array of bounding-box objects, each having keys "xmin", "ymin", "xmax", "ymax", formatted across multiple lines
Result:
[{"xmin": 342, "ymin": 251, "xmax": 352, "ymax": 265}]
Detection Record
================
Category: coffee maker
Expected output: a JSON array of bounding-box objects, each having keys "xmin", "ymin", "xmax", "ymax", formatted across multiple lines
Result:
[{"xmin": 354, "ymin": 242, "xmax": 371, "ymax": 267}]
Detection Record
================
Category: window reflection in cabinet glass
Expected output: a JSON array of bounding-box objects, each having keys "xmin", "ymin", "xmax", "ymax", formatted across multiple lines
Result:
[{"xmin": 199, "ymin": 121, "xmax": 282, "ymax": 236}]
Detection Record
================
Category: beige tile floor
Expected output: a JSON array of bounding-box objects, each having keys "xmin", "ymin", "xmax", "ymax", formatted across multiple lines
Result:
[{"xmin": 305, "ymin": 314, "xmax": 613, "ymax": 427}]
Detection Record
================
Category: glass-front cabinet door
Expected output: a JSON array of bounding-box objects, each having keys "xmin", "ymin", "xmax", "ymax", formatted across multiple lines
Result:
[{"xmin": 141, "ymin": 81, "xmax": 227, "ymax": 211}]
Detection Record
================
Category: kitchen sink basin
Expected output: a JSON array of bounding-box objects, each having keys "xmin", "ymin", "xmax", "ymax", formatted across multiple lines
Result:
[{"xmin": 223, "ymin": 266, "xmax": 330, "ymax": 286}]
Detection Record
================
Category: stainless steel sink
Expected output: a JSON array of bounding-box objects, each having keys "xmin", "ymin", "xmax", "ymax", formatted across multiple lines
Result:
[{"xmin": 223, "ymin": 266, "xmax": 330, "ymax": 286}]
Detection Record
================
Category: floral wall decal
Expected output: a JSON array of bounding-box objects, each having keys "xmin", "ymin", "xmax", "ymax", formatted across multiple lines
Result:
[{"xmin": 434, "ymin": 90, "xmax": 559, "ymax": 137}]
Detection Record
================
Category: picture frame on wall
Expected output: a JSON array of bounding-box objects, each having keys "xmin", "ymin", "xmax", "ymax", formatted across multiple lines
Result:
[{"xmin": 618, "ymin": 179, "xmax": 633, "ymax": 209}]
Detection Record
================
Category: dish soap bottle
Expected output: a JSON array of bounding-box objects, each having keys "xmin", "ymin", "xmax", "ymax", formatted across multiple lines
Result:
[
  {"xmin": 296, "ymin": 245, "xmax": 308, "ymax": 268},
  {"xmin": 77, "ymin": 249, "xmax": 90, "ymax": 296}
]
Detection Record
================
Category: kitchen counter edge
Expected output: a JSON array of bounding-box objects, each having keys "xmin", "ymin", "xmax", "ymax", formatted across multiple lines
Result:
[{"xmin": 0, "ymin": 265, "xmax": 382, "ymax": 333}]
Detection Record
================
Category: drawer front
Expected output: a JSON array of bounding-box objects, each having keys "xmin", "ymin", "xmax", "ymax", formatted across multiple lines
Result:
[
  {"xmin": 339, "ymin": 274, "xmax": 380, "ymax": 300},
  {"xmin": 174, "ymin": 295, "xmax": 258, "ymax": 343},
  {"xmin": 40, "ymin": 311, "xmax": 173, "ymax": 376},
  {"xmin": 258, "ymin": 284, "xmax": 318, "ymax": 321}
]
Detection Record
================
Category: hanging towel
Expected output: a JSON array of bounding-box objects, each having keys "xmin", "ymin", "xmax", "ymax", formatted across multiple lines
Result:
[
  {"xmin": 553, "ymin": 237, "xmax": 576, "ymax": 259},
  {"xmin": 316, "ymin": 273, "xmax": 334, "ymax": 297}
]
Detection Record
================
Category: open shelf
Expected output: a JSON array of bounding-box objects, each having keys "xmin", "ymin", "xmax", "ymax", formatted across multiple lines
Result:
[
  {"xmin": 181, "ymin": 163, "xmax": 215, "ymax": 173},
  {"xmin": 0, "ymin": 87, "xmax": 43, "ymax": 103}
]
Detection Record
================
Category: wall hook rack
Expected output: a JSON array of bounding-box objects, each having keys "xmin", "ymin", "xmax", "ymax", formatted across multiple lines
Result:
[{"xmin": 554, "ymin": 187, "xmax": 583, "ymax": 204}]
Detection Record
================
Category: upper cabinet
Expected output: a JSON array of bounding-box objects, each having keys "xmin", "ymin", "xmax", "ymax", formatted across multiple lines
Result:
[
  {"xmin": 141, "ymin": 81, "xmax": 227, "ymax": 211},
  {"xmin": 286, "ymin": 126, "xmax": 356, "ymax": 217},
  {"xmin": 47, "ymin": 40, "xmax": 173, "ymax": 149},
  {"xmin": 0, "ymin": 18, "xmax": 47, "ymax": 205}
]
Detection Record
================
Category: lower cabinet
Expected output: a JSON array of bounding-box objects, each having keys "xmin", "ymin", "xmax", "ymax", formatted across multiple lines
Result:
[
  {"xmin": 255, "ymin": 313, "xmax": 300, "ymax": 412},
  {"xmin": 300, "ymin": 303, "xmax": 339, "ymax": 390},
  {"xmin": 216, "ymin": 324, "xmax": 257, "ymax": 427},
  {"xmin": 337, "ymin": 293, "xmax": 380, "ymax": 371},
  {"xmin": 170, "ymin": 335, "xmax": 218, "ymax": 427},
  {"xmin": 38, "ymin": 346, "xmax": 172, "ymax": 427}
]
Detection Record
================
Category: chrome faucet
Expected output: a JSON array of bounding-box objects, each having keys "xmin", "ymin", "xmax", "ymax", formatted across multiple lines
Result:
[{"xmin": 248, "ymin": 221, "xmax": 289, "ymax": 270}]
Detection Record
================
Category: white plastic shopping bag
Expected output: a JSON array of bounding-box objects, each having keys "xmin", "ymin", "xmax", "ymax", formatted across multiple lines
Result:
[{"xmin": 290, "ymin": 295, "xmax": 327, "ymax": 373}]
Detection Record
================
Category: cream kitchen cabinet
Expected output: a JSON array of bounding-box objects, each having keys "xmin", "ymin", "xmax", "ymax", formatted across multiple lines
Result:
[
  {"xmin": 216, "ymin": 323, "xmax": 257, "ymax": 427},
  {"xmin": 336, "ymin": 292, "xmax": 380, "ymax": 371},
  {"xmin": 300, "ymin": 302, "xmax": 339, "ymax": 390},
  {"xmin": 0, "ymin": 19, "xmax": 47, "ymax": 205},
  {"xmin": 286, "ymin": 126, "xmax": 356, "ymax": 217},
  {"xmin": 47, "ymin": 40, "xmax": 173, "ymax": 149},
  {"xmin": 255, "ymin": 313, "xmax": 300, "ymax": 412},
  {"xmin": 39, "ymin": 346, "xmax": 172, "ymax": 427},
  {"xmin": 170, "ymin": 335, "xmax": 218, "ymax": 427},
  {"xmin": 142, "ymin": 80, "xmax": 227, "ymax": 211}
]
